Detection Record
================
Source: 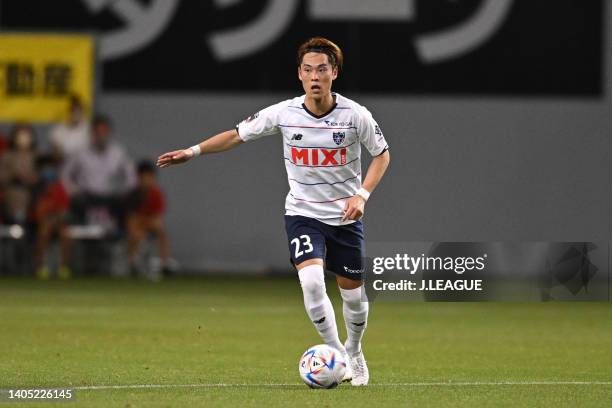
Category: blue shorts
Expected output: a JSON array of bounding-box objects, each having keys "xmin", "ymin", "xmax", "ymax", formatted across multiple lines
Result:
[{"xmin": 284, "ymin": 215, "xmax": 365, "ymax": 281}]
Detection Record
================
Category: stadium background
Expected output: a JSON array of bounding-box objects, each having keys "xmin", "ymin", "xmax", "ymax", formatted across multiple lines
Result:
[
  {"xmin": 0, "ymin": 1, "xmax": 609, "ymax": 272},
  {"xmin": 1, "ymin": 2, "xmax": 611, "ymax": 406}
]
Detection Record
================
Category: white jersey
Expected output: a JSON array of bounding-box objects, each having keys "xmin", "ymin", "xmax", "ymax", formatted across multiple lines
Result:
[{"xmin": 237, "ymin": 93, "xmax": 388, "ymax": 226}]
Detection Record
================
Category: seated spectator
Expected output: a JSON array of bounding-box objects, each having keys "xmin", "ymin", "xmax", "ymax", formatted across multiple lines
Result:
[
  {"xmin": 33, "ymin": 155, "xmax": 71, "ymax": 280},
  {"xmin": 61, "ymin": 115, "xmax": 136, "ymax": 232},
  {"xmin": 0, "ymin": 130, "xmax": 7, "ymax": 155},
  {"xmin": 49, "ymin": 95, "xmax": 90, "ymax": 161},
  {"xmin": 127, "ymin": 161, "xmax": 173, "ymax": 276},
  {"xmin": 0, "ymin": 124, "xmax": 38, "ymax": 225}
]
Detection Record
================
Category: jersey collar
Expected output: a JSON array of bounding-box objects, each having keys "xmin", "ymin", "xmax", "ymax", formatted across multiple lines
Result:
[{"xmin": 301, "ymin": 93, "xmax": 338, "ymax": 119}]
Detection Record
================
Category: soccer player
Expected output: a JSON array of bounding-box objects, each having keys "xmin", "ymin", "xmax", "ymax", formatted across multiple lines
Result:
[{"xmin": 157, "ymin": 37, "xmax": 390, "ymax": 386}]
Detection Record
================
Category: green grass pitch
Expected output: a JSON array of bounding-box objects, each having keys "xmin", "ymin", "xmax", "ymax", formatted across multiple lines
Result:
[{"xmin": 0, "ymin": 277, "xmax": 610, "ymax": 407}]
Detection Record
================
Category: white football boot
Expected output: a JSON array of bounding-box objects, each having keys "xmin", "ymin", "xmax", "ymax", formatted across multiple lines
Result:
[
  {"xmin": 346, "ymin": 349, "xmax": 369, "ymax": 386},
  {"xmin": 342, "ymin": 351, "xmax": 353, "ymax": 382}
]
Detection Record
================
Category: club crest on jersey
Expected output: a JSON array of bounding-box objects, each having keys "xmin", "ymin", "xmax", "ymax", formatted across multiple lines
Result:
[{"xmin": 332, "ymin": 132, "xmax": 345, "ymax": 146}]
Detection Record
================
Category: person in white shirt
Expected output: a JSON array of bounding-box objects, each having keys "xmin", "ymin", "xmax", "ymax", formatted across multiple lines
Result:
[
  {"xmin": 62, "ymin": 115, "xmax": 136, "ymax": 227},
  {"xmin": 49, "ymin": 96, "xmax": 90, "ymax": 160},
  {"xmin": 157, "ymin": 37, "xmax": 390, "ymax": 386}
]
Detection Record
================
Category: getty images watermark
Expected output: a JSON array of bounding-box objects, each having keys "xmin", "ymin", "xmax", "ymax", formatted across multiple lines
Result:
[
  {"xmin": 362, "ymin": 242, "xmax": 610, "ymax": 301},
  {"xmin": 371, "ymin": 253, "xmax": 486, "ymax": 292}
]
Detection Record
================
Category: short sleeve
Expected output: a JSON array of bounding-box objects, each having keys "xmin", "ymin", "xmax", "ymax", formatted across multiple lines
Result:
[
  {"xmin": 236, "ymin": 101, "xmax": 285, "ymax": 142},
  {"xmin": 357, "ymin": 106, "xmax": 389, "ymax": 157}
]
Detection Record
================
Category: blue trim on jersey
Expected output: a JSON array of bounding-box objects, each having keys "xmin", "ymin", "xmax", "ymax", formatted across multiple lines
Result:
[
  {"xmin": 375, "ymin": 146, "xmax": 390, "ymax": 156},
  {"xmin": 285, "ymin": 140, "xmax": 357, "ymax": 149},
  {"xmin": 290, "ymin": 193, "xmax": 353, "ymax": 204},
  {"xmin": 289, "ymin": 173, "xmax": 360, "ymax": 186},
  {"xmin": 279, "ymin": 124, "xmax": 357, "ymax": 130}
]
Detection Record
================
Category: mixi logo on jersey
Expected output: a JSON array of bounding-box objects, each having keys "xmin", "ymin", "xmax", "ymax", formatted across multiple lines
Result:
[{"xmin": 291, "ymin": 146, "xmax": 347, "ymax": 166}]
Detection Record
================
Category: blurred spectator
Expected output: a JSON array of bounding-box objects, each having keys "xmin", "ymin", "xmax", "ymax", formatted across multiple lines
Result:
[
  {"xmin": 0, "ymin": 130, "xmax": 7, "ymax": 155},
  {"xmin": 0, "ymin": 131, "xmax": 6, "ymax": 223},
  {"xmin": 61, "ymin": 115, "xmax": 136, "ymax": 230},
  {"xmin": 0, "ymin": 124, "xmax": 38, "ymax": 225},
  {"xmin": 33, "ymin": 155, "xmax": 71, "ymax": 280},
  {"xmin": 49, "ymin": 95, "xmax": 90, "ymax": 161},
  {"xmin": 127, "ymin": 160, "xmax": 173, "ymax": 275}
]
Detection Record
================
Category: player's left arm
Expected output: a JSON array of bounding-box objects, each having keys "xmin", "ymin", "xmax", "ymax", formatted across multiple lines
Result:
[{"xmin": 342, "ymin": 150, "xmax": 390, "ymax": 221}]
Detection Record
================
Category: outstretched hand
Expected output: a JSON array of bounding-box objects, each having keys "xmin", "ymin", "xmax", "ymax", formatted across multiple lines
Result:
[{"xmin": 156, "ymin": 149, "xmax": 193, "ymax": 168}]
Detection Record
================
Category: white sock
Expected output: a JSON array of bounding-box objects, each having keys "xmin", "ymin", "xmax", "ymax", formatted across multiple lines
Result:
[
  {"xmin": 340, "ymin": 286, "xmax": 369, "ymax": 356},
  {"xmin": 298, "ymin": 265, "xmax": 345, "ymax": 353}
]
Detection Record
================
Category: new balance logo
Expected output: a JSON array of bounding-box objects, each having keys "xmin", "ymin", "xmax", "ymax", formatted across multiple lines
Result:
[
  {"xmin": 291, "ymin": 133, "xmax": 303, "ymax": 141},
  {"xmin": 352, "ymin": 321, "xmax": 366, "ymax": 327},
  {"xmin": 291, "ymin": 147, "xmax": 347, "ymax": 166},
  {"xmin": 313, "ymin": 317, "xmax": 326, "ymax": 324}
]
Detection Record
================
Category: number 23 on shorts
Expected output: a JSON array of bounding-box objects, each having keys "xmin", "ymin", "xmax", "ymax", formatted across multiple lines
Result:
[{"xmin": 291, "ymin": 235, "xmax": 313, "ymax": 259}]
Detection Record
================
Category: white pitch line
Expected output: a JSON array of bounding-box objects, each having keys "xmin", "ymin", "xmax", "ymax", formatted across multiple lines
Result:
[{"xmin": 68, "ymin": 381, "xmax": 612, "ymax": 391}]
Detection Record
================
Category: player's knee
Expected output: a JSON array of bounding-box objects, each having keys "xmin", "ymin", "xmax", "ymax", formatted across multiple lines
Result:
[
  {"xmin": 300, "ymin": 279, "xmax": 326, "ymax": 302},
  {"xmin": 298, "ymin": 264, "xmax": 326, "ymax": 302},
  {"xmin": 150, "ymin": 217, "xmax": 164, "ymax": 233},
  {"xmin": 340, "ymin": 286, "xmax": 366, "ymax": 311}
]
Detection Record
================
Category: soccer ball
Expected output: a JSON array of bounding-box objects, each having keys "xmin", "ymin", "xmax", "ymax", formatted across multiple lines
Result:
[{"xmin": 298, "ymin": 344, "xmax": 346, "ymax": 389}]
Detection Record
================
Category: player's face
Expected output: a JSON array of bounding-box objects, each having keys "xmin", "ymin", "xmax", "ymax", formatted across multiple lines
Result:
[{"xmin": 298, "ymin": 52, "xmax": 338, "ymax": 100}]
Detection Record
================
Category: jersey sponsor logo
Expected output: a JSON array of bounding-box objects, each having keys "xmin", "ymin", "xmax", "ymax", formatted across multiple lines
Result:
[
  {"xmin": 325, "ymin": 120, "xmax": 353, "ymax": 127},
  {"xmin": 332, "ymin": 132, "xmax": 345, "ymax": 145},
  {"xmin": 291, "ymin": 147, "xmax": 347, "ymax": 166}
]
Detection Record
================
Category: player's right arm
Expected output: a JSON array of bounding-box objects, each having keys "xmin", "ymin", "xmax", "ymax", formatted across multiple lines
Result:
[
  {"xmin": 156, "ymin": 129, "xmax": 243, "ymax": 168},
  {"xmin": 158, "ymin": 101, "xmax": 286, "ymax": 168}
]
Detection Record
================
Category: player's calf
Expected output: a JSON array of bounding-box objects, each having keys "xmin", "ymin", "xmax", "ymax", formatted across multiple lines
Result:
[
  {"xmin": 298, "ymin": 264, "xmax": 345, "ymax": 354},
  {"xmin": 339, "ymin": 285, "xmax": 369, "ymax": 385}
]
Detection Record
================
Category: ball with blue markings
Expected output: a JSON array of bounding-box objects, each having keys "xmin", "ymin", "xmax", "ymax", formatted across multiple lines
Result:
[{"xmin": 298, "ymin": 344, "xmax": 346, "ymax": 389}]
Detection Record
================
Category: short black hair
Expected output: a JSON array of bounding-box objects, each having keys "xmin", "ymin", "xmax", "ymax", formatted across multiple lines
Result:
[
  {"xmin": 69, "ymin": 94, "xmax": 83, "ymax": 109},
  {"xmin": 137, "ymin": 160, "xmax": 156, "ymax": 175},
  {"xmin": 92, "ymin": 114, "xmax": 112, "ymax": 128}
]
